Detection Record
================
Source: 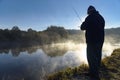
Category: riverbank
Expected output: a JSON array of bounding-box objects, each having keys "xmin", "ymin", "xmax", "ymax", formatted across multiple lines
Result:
[{"xmin": 47, "ymin": 48, "xmax": 120, "ymax": 80}]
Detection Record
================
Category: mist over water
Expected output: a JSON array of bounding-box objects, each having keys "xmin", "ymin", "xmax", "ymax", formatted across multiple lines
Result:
[
  {"xmin": 0, "ymin": 41, "xmax": 120, "ymax": 80},
  {"xmin": 50, "ymin": 41, "xmax": 120, "ymax": 65}
]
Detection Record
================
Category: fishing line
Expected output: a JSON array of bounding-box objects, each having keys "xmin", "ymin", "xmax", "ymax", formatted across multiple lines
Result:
[{"xmin": 72, "ymin": 6, "xmax": 83, "ymax": 23}]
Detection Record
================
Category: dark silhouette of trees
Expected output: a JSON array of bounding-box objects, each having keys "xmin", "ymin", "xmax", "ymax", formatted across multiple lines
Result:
[
  {"xmin": 10, "ymin": 26, "xmax": 22, "ymax": 41},
  {"xmin": 46, "ymin": 26, "xmax": 68, "ymax": 38},
  {"xmin": 0, "ymin": 25, "xmax": 69, "ymax": 48},
  {"xmin": 1, "ymin": 25, "xmax": 119, "ymax": 49}
]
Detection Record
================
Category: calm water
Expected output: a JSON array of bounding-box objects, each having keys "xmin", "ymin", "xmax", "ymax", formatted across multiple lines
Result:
[{"xmin": 0, "ymin": 43, "xmax": 119, "ymax": 80}]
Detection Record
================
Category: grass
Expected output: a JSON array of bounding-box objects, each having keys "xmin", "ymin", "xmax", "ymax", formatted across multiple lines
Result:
[
  {"xmin": 47, "ymin": 64, "xmax": 89, "ymax": 80},
  {"xmin": 47, "ymin": 48, "xmax": 120, "ymax": 80}
]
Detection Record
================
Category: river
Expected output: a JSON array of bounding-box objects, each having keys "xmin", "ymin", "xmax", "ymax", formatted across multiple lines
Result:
[{"xmin": 0, "ymin": 42, "xmax": 119, "ymax": 80}]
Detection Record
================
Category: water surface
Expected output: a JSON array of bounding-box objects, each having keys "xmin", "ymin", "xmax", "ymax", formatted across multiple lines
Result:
[{"xmin": 0, "ymin": 43, "xmax": 119, "ymax": 80}]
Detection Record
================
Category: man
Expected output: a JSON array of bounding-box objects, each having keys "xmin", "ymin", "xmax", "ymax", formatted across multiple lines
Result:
[{"xmin": 80, "ymin": 5, "xmax": 105, "ymax": 80}]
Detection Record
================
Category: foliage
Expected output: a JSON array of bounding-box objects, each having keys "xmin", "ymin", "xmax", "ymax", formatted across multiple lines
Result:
[
  {"xmin": 0, "ymin": 26, "xmax": 69, "ymax": 48},
  {"xmin": 46, "ymin": 26, "xmax": 69, "ymax": 38},
  {"xmin": 0, "ymin": 26, "xmax": 120, "ymax": 48},
  {"xmin": 47, "ymin": 64, "xmax": 89, "ymax": 80}
]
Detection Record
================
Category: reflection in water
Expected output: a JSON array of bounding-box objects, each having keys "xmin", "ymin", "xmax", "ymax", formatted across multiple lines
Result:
[
  {"xmin": 0, "ymin": 42, "xmax": 119, "ymax": 80},
  {"xmin": 0, "ymin": 49, "xmax": 84, "ymax": 80},
  {"xmin": 0, "ymin": 46, "xmax": 40, "ymax": 57}
]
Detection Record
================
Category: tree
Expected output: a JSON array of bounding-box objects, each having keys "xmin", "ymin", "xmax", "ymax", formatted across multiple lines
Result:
[
  {"xmin": 12, "ymin": 26, "xmax": 20, "ymax": 31},
  {"xmin": 46, "ymin": 26, "xmax": 69, "ymax": 38},
  {"xmin": 10, "ymin": 26, "xmax": 21, "ymax": 41}
]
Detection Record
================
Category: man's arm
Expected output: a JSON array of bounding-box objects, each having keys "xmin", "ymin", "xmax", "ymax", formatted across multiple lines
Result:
[
  {"xmin": 81, "ymin": 22, "xmax": 87, "ymax": 30},
  {"xmin": 80, "ymin": 17, "xmax": 89, "ymax": 30}
]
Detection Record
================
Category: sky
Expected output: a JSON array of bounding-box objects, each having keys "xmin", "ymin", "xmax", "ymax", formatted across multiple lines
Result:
[{"xmin": 0, "ymin": 0, "xmax": 120, "ymax": 31}]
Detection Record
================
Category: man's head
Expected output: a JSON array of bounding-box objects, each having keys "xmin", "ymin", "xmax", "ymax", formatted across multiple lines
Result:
[{"xmin": 87, "ymin": 5, "xmax": 96, "ymax": 15}]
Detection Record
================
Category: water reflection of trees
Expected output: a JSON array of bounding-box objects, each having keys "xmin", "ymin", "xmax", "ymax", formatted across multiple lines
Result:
[
  {"xmin": 0, "ymin": 46, "xmax": 39, "ymax": 57},
  {"xmin": 11, "ymin": 47, "xmax": 40, "ymax": 56},
  {"xmin": 0, "ymin": 49, "xmax": 9, "ymax": 54},
  {"xmin": 41, "ymin": 45, "xmax": 68, "ymax": 57},
  {"xmin": 0, "ymin": 45, "xmax": 68, "ymax": 57}
]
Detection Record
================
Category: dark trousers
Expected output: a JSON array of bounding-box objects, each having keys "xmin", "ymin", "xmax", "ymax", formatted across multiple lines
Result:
[{"xmin": 87, "ymin": 43, "xmax": 103, "ymax": 80}]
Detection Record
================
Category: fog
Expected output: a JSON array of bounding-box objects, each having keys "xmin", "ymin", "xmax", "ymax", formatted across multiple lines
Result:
[
  {"xmin": 49, "ymin": 41, "xmax": 120, "ymax": 66},
  {"xmin": 33, "ymin": 41, "xmax": 120, "ymax": 74},
  {"xmin": 0, "ymin": 41, "xmax": 120, "ymax": 80}
]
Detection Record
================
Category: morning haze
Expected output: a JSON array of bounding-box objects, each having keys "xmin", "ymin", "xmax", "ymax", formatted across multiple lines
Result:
[{"xmin": 0, "ymin": 0, "xmax": 120, "ymax": 80}]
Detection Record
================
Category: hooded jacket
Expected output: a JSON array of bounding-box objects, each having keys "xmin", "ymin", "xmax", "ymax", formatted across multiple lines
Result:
[{"xmin": 81, "ymin": 10, "xmax": 105, "ymax": 44}]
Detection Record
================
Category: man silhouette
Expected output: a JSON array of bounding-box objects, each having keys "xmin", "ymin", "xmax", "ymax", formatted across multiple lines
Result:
[{"xmin": 80, "ymin": 5, "xmax": 105, "ymax": 80}]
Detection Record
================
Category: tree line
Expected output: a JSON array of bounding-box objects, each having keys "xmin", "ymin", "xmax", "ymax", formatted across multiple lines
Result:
[
  {"xmin": 0, "ymin": 25, "xmax": 119, "ymax": 48},
  {"xmin": 0, "ymin": 26, "xmax": 69, "ymax": 48}
]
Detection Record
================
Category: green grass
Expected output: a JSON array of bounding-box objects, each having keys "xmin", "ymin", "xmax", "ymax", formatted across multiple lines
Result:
[
  {"xmin": 47, "ymin": 48, "xmax": 120, "ymax": 80},
  {"xmin": 47, "ymin": 64, "xmax": 89, "ymax": 80}
]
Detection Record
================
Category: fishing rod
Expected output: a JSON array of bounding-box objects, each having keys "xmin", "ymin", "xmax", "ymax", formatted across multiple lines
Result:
[{"xmin": 72, "ymin": 7, "xmax": 83, "ymax": 23}]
